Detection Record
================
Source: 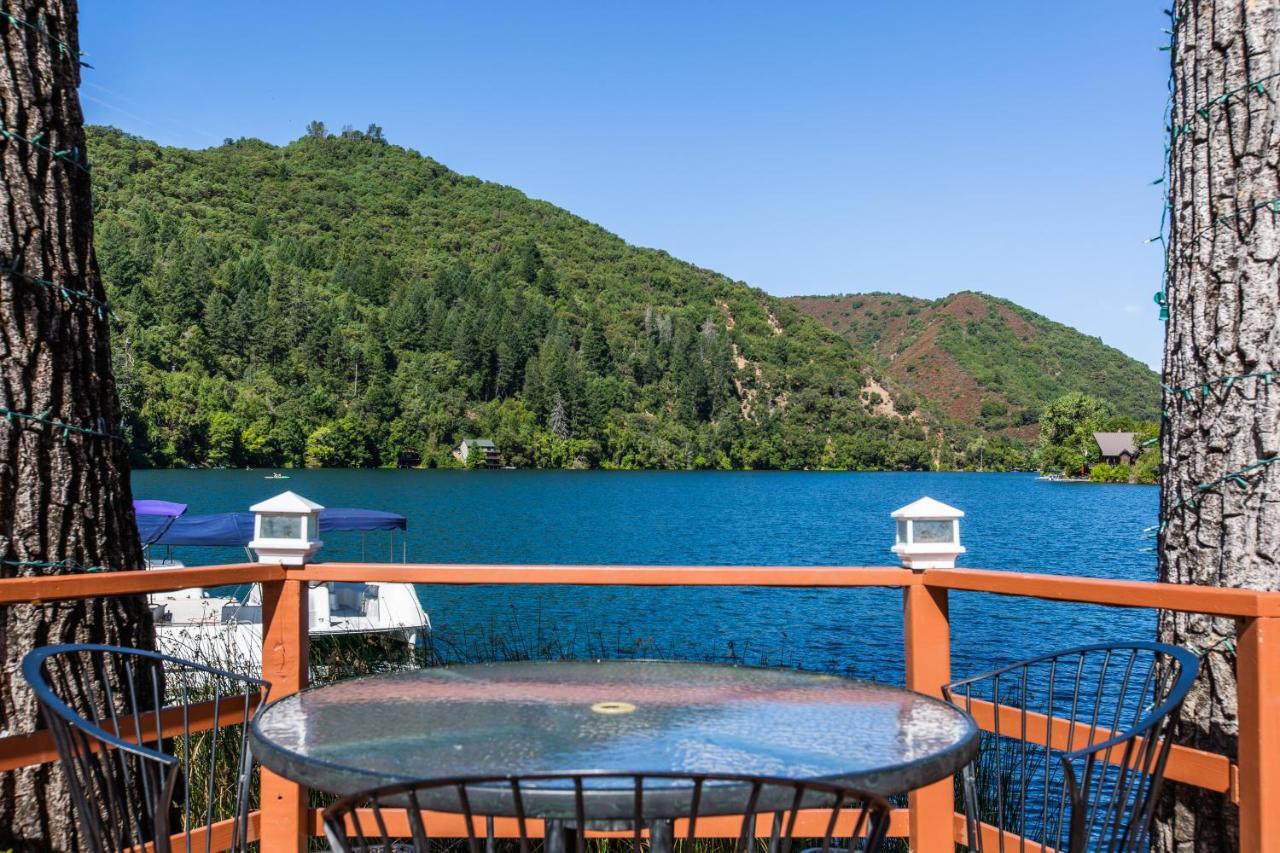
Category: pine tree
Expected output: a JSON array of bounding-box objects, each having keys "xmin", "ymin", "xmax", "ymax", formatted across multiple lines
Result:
[
  {"xmin": 550, "ymin": 393, "xmax": 571, "ymax": 439},
  {"xmin": 432, "ymin": 262, "xmax": 472, "ymax": 306},
  {"xmin": 536, "ymin": 265, "xmax": 558, "ymax": 297},
  {"xmin": 1154, "ymin": 2, "xmax": 1280, "ymax": 849},
  {"xmin": 515, "ymin": 239, "xmax": 542, "ymax": 284},
  {"xmin": 581, "ymin": 322, "xmax": 611, "ymax": 374},
  {"xmin": 1, "ymin": 2, "xmax": 153, "ymax": 845},
  {"xmin": 388, "ymin": 278, "xmax": 434, "ymax": 351},
  {"xmin": 495, "ymin": 340, "xmax": 518, "ymax": 399},
  {"xmin": 523, "ymin": 355, "xmax": 546, "ymax": 414},
  {"xmin": 424, "ymin": 299, "xmax": 448, "ymax": 350}
]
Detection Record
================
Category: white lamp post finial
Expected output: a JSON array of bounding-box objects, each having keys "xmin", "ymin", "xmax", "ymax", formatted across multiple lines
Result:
[
  {"xmin": 248, "ymin": 490, "xmax": 324, "ymax": 565},
  {"xmin": 891, "ymin": 496, "xmax": 965, "ymax": 570}
]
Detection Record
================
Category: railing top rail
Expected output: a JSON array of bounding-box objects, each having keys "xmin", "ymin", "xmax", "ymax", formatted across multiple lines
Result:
[
  {"xmin": 298, "ymin": 562, "xmax": 916, "ymax": 587},
  {"xmin": 293, "ymin": 563, "xmax": 1280, "ymax": 617},
  {"xmin": 0, "ymin": 563, "xmax": 277, "ymax": 604},
  {"xmin": 925, "ymin": 567, "xmax": 1280, "ymax": 617},
  {"xmin": 1, "ymin": 561, "xmax": 1278, "ymax": 618}
]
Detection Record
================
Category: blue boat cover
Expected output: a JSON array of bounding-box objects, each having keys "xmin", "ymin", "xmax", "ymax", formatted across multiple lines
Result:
[
  {"xmin": 319, "ymin": 508, "xmax": 407, "ymax": 532},
  {"xmin": 152, "ymin": 512, "xmax": 256, "ymax": 547},
  {"xmin": 136, "ymin": 515, "xmax": 178, "ymax": 545},
  {"xmin": 140, "ymin": 507, "xmax": 406, "ymax": 547}
]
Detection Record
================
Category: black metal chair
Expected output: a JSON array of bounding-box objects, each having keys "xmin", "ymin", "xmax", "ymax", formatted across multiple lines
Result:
[
  {"xmin": 943, "ymin": 641, "xmax": 1197, "ymax": 853},
  {"xmin": 322, "ymin": 771, "xmax": 894, "ymax": 853},
  {"xmin": 21, "ymin": 643, "xmax": 270, "ymax": 853}
]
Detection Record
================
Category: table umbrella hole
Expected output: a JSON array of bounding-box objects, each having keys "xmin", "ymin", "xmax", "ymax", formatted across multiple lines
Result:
[{"xmin": 591, "ymin": 701, "xmax": 637, "ymax": 715}]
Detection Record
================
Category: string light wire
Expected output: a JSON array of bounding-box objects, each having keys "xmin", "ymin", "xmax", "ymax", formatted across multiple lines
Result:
[
  {"xmin": 0, "ymin": 406, "xmax": 123, "ymax": 442},
  {"xmin": 1151, "ymin": 14, "xmax": 1278, "ymax": 537},
  {"xmin": 0, "ymin": 558, "xmax": 107, "ymax": 574},
  {"xmin": 0, "ymin": 11, "xmax": 91, "ymax": 66},
  {"xmin": 1, "ymin": 257, "xmax": 116, "ymax": 320},
  {"xmin": 1149, "ymin": 28, "xmax": 1279, "ymax": 322},
  {"xmin": 0, "ymin": 124, "xmax": 91, "ymax": 173}
]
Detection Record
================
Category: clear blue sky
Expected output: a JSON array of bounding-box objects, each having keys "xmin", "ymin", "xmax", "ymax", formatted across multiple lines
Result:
[{"xmin": 80, "ymin": 2, "xmax": 1170, "ymax": 368}]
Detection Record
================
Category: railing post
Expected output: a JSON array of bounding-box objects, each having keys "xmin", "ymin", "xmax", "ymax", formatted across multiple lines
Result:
[
  {"xmin": 259, "ymin": 574, "xmax": 310, "ymax": 852},
  {"xmin": 1236, "ymin": 615, "xmax": 1280, "ymax": 852},
  {"xmin": 904, "ymin": 578, "xmax": 952, "ymax": 853}
]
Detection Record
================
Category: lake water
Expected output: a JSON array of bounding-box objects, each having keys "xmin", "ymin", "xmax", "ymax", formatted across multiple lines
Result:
[{"xmin": 133, "ymin": 470, "xmax": 1159, "ymax": 684}]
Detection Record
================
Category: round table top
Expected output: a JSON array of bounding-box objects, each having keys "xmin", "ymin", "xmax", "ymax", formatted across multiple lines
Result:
[{"xmin": 251, "ymin": 660, "xmax": 977, "ymax": 804}]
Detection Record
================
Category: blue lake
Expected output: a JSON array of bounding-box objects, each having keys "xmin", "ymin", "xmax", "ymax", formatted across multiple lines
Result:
[{"xmin": 132, "ymin": 470, "xmax": 1159, "ymax": 684}]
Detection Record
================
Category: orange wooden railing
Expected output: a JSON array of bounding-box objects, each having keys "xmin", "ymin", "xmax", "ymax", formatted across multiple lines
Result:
[{"xmin": 1, "ymin": 561, "xmax": 1277, "ymax": 852}]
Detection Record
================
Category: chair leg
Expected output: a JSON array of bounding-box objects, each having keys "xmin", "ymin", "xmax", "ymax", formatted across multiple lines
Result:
[
  {"xmin": 649, "ymin": 818, "xmax": 675, "ymax": 853},
  {"xmin": 545, "ymin": 820, "xmax": 566, "ymax": 853},
  {"xmin": 962, "ymin": 764, "xmax": 982, "ymax": 852}
]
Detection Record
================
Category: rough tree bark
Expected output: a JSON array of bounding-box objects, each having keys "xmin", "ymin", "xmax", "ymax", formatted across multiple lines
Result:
[
  {"xmin": 1156, "ymin": 1, "xmax": 1279, "ymax": 851},
  {"xmin": 0, "ymin": 1, "xmax": 154, "ymax": 850}
]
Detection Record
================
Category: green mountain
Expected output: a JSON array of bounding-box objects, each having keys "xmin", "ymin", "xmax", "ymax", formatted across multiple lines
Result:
[
  {"xmin": 89, "ymin": 125, "xmax": 943, "ymax": 471},
  {"xmin": 787, "ymin": 292, "xmax": 1161, "ymax": 439}
]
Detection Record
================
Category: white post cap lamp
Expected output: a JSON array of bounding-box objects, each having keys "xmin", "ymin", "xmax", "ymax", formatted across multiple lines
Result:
[
  {"xmin": 891, "ymin": 496, "xmax": 964, "ymax": 570},
  {"xmin": 248, "ymin": 491, "xmax": 323, "ymax": 565}
]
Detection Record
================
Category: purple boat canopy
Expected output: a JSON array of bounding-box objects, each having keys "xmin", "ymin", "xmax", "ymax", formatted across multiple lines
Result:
[
  {"xmin": 134, "ymin": 500, "xmax": 189, "ymax": 545},
  {"xmin": 134, "ymin": 499, "xmax": 188, "ymax": 517}
]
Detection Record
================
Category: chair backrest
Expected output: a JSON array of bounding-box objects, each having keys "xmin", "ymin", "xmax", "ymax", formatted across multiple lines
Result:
[
  {"xmin": 22, "ymin": 643, "xmax": 270, "ymax": 853},
  {"xmin": 323, "ymin": 771, "xmax": 894, "ymax": 853},
  {"xmin": 943, "ymin": 642, "xmax": 1198, "ymax": 853}
]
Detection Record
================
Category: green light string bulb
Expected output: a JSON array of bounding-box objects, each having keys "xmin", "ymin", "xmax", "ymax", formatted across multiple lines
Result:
[
  {"xmin": 1, "ymin": 11, "xmax": 91, "ymax": 66},
  {"xmin": 1153, "ymin": 290, "xmax": 1169, "ymax": 321}
]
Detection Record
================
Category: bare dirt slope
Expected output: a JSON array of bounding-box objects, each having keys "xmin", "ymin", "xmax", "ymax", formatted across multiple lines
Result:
[{"xmin": 788, "ymin": 291, "xmax": 1160, "ymax": 438}]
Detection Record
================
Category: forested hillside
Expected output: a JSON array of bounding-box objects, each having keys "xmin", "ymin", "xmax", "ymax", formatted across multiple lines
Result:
[
  {"xmin": 90, "ymin": 125, "xmax": 941, "ymax": 470},
  {"xmin": 788, "ymin": 292, "xmax": 1160, "ymax": 439}
]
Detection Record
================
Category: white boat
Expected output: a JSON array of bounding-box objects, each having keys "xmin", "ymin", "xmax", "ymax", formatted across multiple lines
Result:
[{"xmin": 136, "ymin": 501, "xmax": 429, "ymax": 669}]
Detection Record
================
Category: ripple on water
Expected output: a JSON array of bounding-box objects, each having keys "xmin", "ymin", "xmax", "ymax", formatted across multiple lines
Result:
[{"xmin": 134, "ymin": 470, "xmax": 1159, "ymax": 682}]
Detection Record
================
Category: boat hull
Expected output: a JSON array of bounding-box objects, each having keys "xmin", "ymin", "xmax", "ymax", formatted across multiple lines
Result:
[{"xmin": 148, "ymin": 572, "xmax": 429, "ymax": 671}]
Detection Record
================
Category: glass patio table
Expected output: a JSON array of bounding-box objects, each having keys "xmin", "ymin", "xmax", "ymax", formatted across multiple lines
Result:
[{"xmin": 250, "ymin": 660, "xmax": 977, "ymax": 830}]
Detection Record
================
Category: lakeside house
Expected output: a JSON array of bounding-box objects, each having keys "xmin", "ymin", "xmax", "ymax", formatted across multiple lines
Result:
[
  {"xmin": 1093, "ymin": 431, "xmax": 1138, "ymax": 465},
  {"xmin": 454, "ymin": 438, "xmax": 501, "ymax": 468}
]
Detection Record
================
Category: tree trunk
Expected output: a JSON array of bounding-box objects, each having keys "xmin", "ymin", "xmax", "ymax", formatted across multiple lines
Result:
[
  {"xmin": 0, "ymin": 2, "xmax": 154, "ymax": 850},
  {"xmin": 1156, "ymin": 1, "xmax": 1280, "ymax": 851}
]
